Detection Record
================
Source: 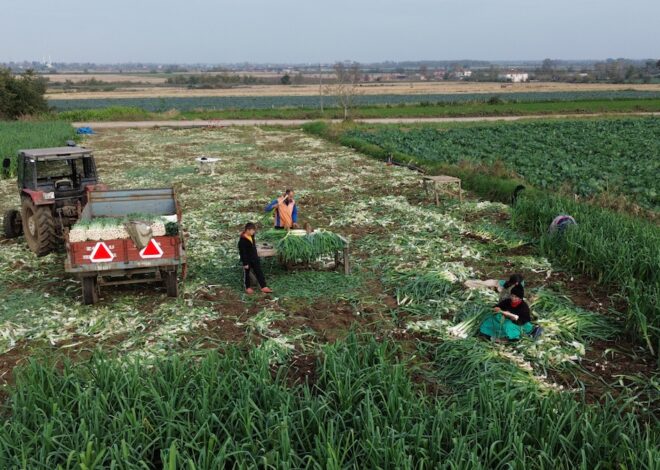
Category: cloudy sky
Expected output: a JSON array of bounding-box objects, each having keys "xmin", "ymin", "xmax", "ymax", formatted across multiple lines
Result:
[{"xmin": 1, "ymin": 0, "xmax": 657, "ymax": 63}]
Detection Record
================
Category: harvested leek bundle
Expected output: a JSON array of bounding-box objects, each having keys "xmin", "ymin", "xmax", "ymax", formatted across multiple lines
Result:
[
  {"xmin": 69, "ymin": 214, "xmax": 175, "ymax": 242},
  {"xmin": 69, "ymin": 217, "xmax": 129, "ymax": 242},
  {"xmin": 259, "ymin": 228, "xmax": 288, "ymax": 243},
  {"xmin": 393, "ymin": 271, "xmax": 456, "ymax": 306},
  {"xmin": 275, "ymin": 230, "xmax": 345, "ymax": 264},
  {"xmin": 276, "ymin": 235, "xmax": 314, "ymax": 264},
  {"xmin": 306, "ymin": 230, "xmax": 345, "ymax": 256},
  {"xmin": 165, "ymin": 221, "xmax": 179, "ymax": 236}
]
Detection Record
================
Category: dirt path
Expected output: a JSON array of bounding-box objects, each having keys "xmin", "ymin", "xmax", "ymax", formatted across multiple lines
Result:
[{"xmin": 73, "ymin": 112, "xmax": 660, "ymax": 129}]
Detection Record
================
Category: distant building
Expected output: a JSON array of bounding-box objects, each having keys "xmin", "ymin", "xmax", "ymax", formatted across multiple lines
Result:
[
  {"xmin": 452, "ymin": 69, "xmax": 472, "ymax": 79},
  {"xmin": 499, "ymin": 71, "xmax": 529, "ymax": 83}
]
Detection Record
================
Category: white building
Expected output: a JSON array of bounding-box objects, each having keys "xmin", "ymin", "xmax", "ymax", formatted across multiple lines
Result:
[{"xmin": 499, "ymin": 71, "xmax": 529, "ymax": 83}]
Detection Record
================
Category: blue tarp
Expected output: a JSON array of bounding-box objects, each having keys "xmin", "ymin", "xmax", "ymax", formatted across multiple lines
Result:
[{"xmin": 76, "ymin": 127, "xmax": 95, "ymax": 135}]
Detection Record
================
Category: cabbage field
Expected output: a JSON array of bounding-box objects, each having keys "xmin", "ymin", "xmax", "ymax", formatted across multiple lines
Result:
[
  {"xmin": 346, "ymin": 117, "xmax": 660, "ymax": 210},
  {"xmin": 48, "ymin": 89, "xmax": 660, "ymax": 111},
  {"xmin": 0, "ymin": 125, "xmax": 657, "ymax": 467}
]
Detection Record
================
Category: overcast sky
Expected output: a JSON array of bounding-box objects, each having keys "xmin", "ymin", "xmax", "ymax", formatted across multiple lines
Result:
[{"xmin": 1, "ymin": 0, "xmax": 658, "ymax": 63}]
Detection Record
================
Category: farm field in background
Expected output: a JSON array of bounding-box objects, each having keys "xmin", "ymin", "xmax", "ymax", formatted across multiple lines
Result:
[
  {"xmin": 48, "ymin": 89, "xmax": 660, "ymax": 111},
  {"xmin": 346, "ymin": 117, "xmax": 660, "ymax": 211},
  {"xmin": 0, "ymin": 125, "xmax": 657, "ymax": 466},
  {"xmin": 45, "ymin": 80, "xmax": 660, "ymax": 100}
]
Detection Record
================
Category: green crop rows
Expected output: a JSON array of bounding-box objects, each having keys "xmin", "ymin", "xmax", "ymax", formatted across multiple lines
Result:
[
  {"xmin": 0, "ymin": 121, "xmax": 79, "ymax": 177},
  {"xmin": 49, "ymin": 90, "xmax": 660, "ymax": 111},
  {"xmin": 1, "ymin": 337, "xmax": 656, "ymax": 468},
  {"xmin": 346, "ymin": 117, "xmax": 660, "ymax": 210}
]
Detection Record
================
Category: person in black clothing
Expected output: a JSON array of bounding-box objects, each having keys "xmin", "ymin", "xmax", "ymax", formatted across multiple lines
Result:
[
  {"xmin": 479, "ymin": 285, "xmax": 533, "ymax": 341},
  {"xmin": 238, "ymin": 222, "xmax": 272, "ymax": 294}
]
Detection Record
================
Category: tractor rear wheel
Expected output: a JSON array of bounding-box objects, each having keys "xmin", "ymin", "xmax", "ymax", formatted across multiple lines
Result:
[
  {"xmin": 81, "ymin": 277, "xmax": 99, "ymax": 305},
  {"xmin": 21, "ymin": 199, "xmax": 56, "ymax": 256},
  {"xmin": 162, "ymin": 269, "xmax": 178, "ymax": 297},
  {"xmin": 3, "ymin": 209, "xmax": 22, "ymax": 239}
]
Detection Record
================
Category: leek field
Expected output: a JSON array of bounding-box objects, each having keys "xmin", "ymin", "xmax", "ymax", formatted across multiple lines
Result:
[
  {"xmin": 0, "ymin": 124, "xmax": 657, "ymax": 467},
  {"xmin": 0, "ymin": 121, "xmax": 78, "ymax": 177}
]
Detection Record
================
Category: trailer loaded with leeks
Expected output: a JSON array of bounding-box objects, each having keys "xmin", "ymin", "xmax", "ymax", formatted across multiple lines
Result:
[{"xmin": 64, "ymin": 188, "xmax": 186, "ymax": 304}]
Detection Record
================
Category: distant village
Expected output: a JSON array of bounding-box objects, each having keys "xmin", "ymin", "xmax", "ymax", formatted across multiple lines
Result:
[{"xmin": 3, "ymin": 58, "xmax": 659, "ymax": 85}]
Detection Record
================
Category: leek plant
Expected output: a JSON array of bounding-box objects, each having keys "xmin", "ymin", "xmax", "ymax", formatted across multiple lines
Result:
[
  {"xmin": 512, "ymin": 192, "xmax": 659, "ymax": 351},
  {"xmin": 1, "ymin": 336, "xmax": 656, "ymax": 469}
]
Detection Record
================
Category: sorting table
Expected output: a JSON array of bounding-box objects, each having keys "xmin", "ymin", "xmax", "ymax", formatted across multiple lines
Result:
[
  {"xmin": 256, "ymin": 235, "xmax": 351, "ymax": 274},
  {"xmin": 422, "ymin": 175, "xmax": 462, "ymax": 205}
]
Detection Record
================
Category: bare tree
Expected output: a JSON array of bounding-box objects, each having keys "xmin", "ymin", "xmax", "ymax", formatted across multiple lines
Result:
[{"xmin": 329, "ymin": 62, "xmax": 362, "ymax": 120}]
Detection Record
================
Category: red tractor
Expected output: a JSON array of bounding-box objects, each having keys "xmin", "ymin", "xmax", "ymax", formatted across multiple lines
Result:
[{"xmin": 3, "ymin": 146, "xmax": 102, "ymax": 256}]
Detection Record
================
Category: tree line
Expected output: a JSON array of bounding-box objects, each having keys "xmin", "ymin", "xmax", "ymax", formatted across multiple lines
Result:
[
  {"xmin": 0, "ymin": 68, "xmax": 49, "ymax": 119},
  {"xmin": 166, "ymin": 73, "xmax": 262, "ymax": 88}
]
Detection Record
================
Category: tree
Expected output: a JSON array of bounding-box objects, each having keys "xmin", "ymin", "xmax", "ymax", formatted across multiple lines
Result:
[
  {"xmin": 486, "ymin": 65, "xmax": 500, "ymax": 81},
  {"xmin": 541, "ymin": 58, "xmax": 555, "ymax": 73},
  {"xmin": 0, "ymin": 68, "xmax": 49, "ymax": 119},
  {"xmin": 330, "ymin": 62, "xmax": 362, "ymax": 120},
  {"xmin": 280, "ymin": 74, "xmax": 291, "ymax": 85}
]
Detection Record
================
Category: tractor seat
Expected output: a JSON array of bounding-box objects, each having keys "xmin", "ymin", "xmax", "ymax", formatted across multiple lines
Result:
[{"xmin": 55, "ymin": 178, "xmax": 74, "ymax": 190}]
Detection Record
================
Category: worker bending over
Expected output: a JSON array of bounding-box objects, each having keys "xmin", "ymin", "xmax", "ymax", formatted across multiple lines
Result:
[
  {"xmin": 238, "ymin": 222, "xmax": 272, "ymax": 295},
  {"xmin": 265, "ymin": 189, "xmax": 298, "ymax": 229}
]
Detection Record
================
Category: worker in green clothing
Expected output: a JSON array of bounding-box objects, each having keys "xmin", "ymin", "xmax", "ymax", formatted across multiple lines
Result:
[{"xmin": 479, "ymin": 285, "xmax": 534, "ymax": 342}]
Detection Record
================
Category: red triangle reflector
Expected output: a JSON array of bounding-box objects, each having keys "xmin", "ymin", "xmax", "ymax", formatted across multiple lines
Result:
[
  {"xmin": 140, "ymin": 238, "xmax": 164, "ymax": 259},
  {"xmin": 90, "ymin": 242, "xmax": 115, "ymax": 263}
]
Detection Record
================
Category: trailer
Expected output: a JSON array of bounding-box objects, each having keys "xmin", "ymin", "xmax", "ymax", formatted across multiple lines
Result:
[{"xmin": 64, "ymin": 188, "xmax": 186, "ymax": 305}]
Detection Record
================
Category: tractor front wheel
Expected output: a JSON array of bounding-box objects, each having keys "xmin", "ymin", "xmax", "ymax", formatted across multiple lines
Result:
[
  {"xmin": 81, "ymin": 277, "xmax": 99, "ymax": 305},
  {"xmin": 21, "ymin": 199, "xmax": 56, "ymax": 256},
  {"xmin": 3, "ymin": 209, "xmax": 22, "ymax": 239}
]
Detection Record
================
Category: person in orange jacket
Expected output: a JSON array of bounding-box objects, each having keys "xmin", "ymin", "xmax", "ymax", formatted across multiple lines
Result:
[{"xmin": 265, "ymin": 189, "xmax": 299, "ymax": 229}]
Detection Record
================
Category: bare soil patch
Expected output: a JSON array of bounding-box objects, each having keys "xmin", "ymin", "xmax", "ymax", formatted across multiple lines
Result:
[{"xmin": 47, "ymin": 82, "xmax": 660, "ymax": 100}]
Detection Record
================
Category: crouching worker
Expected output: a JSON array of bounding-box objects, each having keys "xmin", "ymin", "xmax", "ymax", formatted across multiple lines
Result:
[
  {"xmin": 479, "ymin": 285, "xmax": 533, "ymax": 341},
  {"xmin": 238, "ymin": 222, "xmax": 273, "ymax": 295}
]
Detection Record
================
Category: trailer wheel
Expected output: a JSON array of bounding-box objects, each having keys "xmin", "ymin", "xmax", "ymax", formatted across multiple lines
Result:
[
  {"xmin": 163, "ymin": 269, "xmax": 178, "ymax": 297},
  {"xmin": 82, "ymin": 277, "xmax": 99, "ymax": 305},
  {"xmin": 3, "ymin": 209, "xmax": 22, "ymax": 239},
  {"xmin": 21, "ymin": 199, "xmax": 56, "ymax": 256}
]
